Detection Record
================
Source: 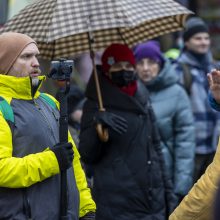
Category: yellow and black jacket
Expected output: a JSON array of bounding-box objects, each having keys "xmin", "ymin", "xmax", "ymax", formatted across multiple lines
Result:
[{"xmin": 0, "ymin": 74, "xmax": 95, "ymax": 219}]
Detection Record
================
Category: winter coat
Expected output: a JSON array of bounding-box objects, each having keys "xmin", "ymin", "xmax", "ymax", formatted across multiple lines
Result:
[
  {"xmin": 79, "ymin": 70, "xmax": 175, "ymax": 220},
  {"xmin": 173, "ymin": 51, "xmax": 220, "ymax": 154},
  {"xmin": 169, "ymin": 137, "xmax": 220, "ymax": 220},
  {"xmin": 143, "ymin": 59, "xmax": 195, "ymax": 197},
  {"xmin": 0, "ymin": 75, "xmax": 96, "ymax": 220}
]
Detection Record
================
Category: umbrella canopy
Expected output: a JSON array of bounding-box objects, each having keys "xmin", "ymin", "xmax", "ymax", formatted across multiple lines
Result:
[{"xmin": 0, "ymin": 0, "xmax": 192, "ymax": 60}]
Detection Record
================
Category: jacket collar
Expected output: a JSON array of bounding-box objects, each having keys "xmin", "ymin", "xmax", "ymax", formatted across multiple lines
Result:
[
  {"xmin": 178, "ymin": 50, "xmax": 213, "ymax": 69},
  {"xmin": 86, "ymin": 67, "xmax": 148, "ymax": 114},
  {"xmin": 144, "ymin": 58, "xmax": 178, "ymax": 91},
  {"xmin": 0, "ymin": 74, "xmax": 46, "ymax": 100}
]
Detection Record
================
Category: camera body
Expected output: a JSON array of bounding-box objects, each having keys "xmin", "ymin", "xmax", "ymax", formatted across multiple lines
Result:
[{"xmin": 48, "ymin": 59, "xmax": 74, "ymax": 80}]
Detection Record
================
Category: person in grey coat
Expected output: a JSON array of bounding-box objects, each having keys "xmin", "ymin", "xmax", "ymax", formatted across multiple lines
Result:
[{"xmin": 133, "ymin": 40, "xmax": 196, "ymax": 202}]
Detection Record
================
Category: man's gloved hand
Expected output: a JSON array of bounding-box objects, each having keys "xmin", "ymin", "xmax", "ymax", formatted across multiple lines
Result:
[
  {"xmin": 79, "ymin": 212, "xmax": 95, "ymax": 220},
  {"xmin": 94, "ymin": 111, "xmax": 127, "ymax": 135},
  {"xmin": 50, "ymin": 142, "xmax": 74, "ymax": 171}
]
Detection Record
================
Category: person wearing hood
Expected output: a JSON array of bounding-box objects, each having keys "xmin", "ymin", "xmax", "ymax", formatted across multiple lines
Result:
[
  {"xmin": 173, "ymin": 16, "xmax": 220, "ymax": 183},
  {"xmin": 79, "ymin": 43, "xmax": 177, "ymax": 220},
  {"xmin": 133, "ymin": 40, "xmax": 195, "ymax": 203},
  {"xmin": 0, "ymin": 32, "xmax": 96, "ymax": 220}
]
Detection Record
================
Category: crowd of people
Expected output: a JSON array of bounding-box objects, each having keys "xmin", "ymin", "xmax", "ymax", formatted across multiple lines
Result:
[{"xmin": 1, "ymin": 15, "xmax": 220, "ymax": 220}]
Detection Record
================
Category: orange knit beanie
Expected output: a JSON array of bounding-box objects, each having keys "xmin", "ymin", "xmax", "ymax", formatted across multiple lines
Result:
[{"xmin": 0, "ymin": 32, "xmax": 36, "ymax": 74}]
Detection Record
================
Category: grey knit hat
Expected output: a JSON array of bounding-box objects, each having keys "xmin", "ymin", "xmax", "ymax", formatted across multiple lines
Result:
[{"xmin": 183, "ymin": 17, "xmax": 209, "ymax": 42}]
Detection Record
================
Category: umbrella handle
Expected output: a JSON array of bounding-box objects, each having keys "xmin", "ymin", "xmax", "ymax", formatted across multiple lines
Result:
[
  {"xmin": 93, "ymin": 68, "xmax": 109, "ymax": 142},
  {"xmin": 87, "ymin": 31, "xmax": 109, "ymax": 142},
  {"xmin": 96, "ymin": 123, "xmax": 109, "ymax": 142}
]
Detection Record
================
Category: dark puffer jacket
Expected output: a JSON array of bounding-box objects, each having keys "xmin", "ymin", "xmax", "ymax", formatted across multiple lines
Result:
[{"xmin": 79, "ymin": 70, "xmax": 176, "ymax": 220}]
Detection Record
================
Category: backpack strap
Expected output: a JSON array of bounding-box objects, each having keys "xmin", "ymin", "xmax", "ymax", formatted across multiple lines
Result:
[
  {"xmin": 39, "ymin": 93, "xmax": 57, "ymax": 110},
  {"xmin": 0, "ymin": 96, "xmax": 14, "ymax": 123},
  {"xmin": 0, "ymin": 96, "xmax": 15, "ymax": 132},
  {"xmin": 0, "ymin": 94, "xmax": 57, "ymax": 131},
  {"xmin": 180, "ymin": 63, "xmax": 193, "ymax": 95}
]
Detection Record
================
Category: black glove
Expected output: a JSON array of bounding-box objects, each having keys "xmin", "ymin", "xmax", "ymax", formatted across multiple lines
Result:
[
  {"xmin": 94, "ymin": 111, "xmax": 127, "ymax": 135},
  {"xmin": 50, "ymin": 142, "xmax": 74, "ymax": 171},
  {"xmin": 79, "ymin": 212, "xmax": 95, "ymax": 220}
]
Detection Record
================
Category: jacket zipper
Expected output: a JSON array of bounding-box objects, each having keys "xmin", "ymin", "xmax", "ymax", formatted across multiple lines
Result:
[{"xmin": 33, "ymin": 98, "xmax": 58, "ymax": 143}]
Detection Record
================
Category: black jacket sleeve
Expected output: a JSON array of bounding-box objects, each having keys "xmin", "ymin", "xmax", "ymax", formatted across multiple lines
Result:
[{"xmin": 79, "ymin": 100, "xmax": 104, "ymax": 164}]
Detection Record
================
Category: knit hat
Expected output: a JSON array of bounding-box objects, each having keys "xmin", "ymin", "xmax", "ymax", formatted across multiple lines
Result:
[
  {"xmin": 183, "ymin": 17, "xmax": 209, "ymax": 42},
  {"xmin": 133, "ymin": 40, "xmax": 165, "ymax": 65},
  {"xmin": 101, "ymin": 43, "xmax": 135, "ymax": 73},
  {"xmin": 0, "ymin": 32, "xmax": 36, "ymax": 74}
]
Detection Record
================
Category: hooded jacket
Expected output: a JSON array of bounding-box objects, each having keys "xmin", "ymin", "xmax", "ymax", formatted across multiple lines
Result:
[
  {"xmin": 173, "ymin": 51, "xmax": 220, "ymax": 154},
  {"xmin": 79, "ymin": 69, "xmax": 175, "ymax": 220},
  {"xmin": 144, "ymin": 59, "xmax": 195, "ymax": 197},
  {"xmin": 0, "ymin": 74, "xmax": 95, "ymax": 219}
]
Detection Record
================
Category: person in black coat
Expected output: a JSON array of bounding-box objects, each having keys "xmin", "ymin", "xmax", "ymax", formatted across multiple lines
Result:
[{"xmin": 79, "ymin": 43, "xmax": 176, "ymax": 220}]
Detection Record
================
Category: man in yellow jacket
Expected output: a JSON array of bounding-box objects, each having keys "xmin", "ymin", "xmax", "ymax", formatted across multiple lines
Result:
[
  {"xmin": 0, "ymin": 32, "xmax": 96, "ymax": 220},
  {"xmin": 169, "ymin": 68, "xmax": 220, "ymax": 220}
]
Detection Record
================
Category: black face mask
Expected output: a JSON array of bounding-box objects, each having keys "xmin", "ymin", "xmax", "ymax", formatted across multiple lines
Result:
[{"xmin": 110, "ymin": 70, "xmax": 136, "ymax": 87}]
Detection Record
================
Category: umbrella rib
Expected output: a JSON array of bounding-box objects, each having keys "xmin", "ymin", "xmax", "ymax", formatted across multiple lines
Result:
[{"xmin": 117, "ymin": 28, "xmax": 127, "ymax": 45}]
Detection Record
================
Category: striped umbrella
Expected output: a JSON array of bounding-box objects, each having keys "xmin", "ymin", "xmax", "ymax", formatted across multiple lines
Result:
[
  {"xmin": 0, "ymin": 0, "xmax": 192, "ymax": 60},
  {"xmin": 0, "ymin": 0, "xmax": 192, "ymax": 141}
]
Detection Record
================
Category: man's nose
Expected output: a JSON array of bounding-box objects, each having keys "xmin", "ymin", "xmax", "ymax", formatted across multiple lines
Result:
[{"xmin": 32, "ymin": 56, "xmax": 40, "ymax": 67}]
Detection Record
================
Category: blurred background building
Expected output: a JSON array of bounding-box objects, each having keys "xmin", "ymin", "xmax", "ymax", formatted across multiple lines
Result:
[
  {"xmin": 0, "ymin": 0, "xmax": 9, "ymax": 28},
  {"xmin": 1, "ymin": 0, "xmax": 36, "ymax": 25}
]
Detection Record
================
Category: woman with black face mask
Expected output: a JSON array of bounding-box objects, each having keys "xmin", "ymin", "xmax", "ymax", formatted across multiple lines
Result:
[
  {"xmin": 108, "ymin": 63, "xmax": 136, "ymax": 87},
  {"xmin": 79, "ymin": 43, "xmax": 176, "ymax": 220},
  {"xmin": 106, "ymin": 60, "xmax": 137, "ymax": 96}
]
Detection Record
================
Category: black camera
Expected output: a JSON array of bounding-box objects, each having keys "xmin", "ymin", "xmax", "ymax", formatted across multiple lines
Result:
[{"xmin": 48, "ymin": 58, "xmax": 74, "ymax": 81}]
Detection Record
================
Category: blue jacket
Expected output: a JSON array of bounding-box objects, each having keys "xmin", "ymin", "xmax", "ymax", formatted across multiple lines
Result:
[
  {"xmin": 173, "ymin": 51, "xmax": 220, "ymax": 154},
  {"xmin": 144, "ymin": 59, "xmax": 195, "ymax": 196}
]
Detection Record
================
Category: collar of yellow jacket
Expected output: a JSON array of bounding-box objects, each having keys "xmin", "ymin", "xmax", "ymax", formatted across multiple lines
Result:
[{"xmin": 0, "ymin": 74, "xmax": 46, "ymax": 100}]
